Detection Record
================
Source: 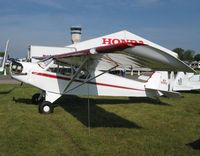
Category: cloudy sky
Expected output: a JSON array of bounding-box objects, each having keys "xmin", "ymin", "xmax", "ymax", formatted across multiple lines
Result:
[{"xmin": 0, "ymin": 0, "xmax": 199, "ymax": 58}]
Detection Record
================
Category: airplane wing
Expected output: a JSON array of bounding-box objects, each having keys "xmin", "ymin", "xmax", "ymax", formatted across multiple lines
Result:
[{"xmin": 52, "ymin": 43, "xmax": 194, "ymax": 73}]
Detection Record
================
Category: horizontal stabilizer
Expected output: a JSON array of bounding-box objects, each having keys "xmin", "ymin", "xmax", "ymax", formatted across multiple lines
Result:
[
  {"xmin": 158, "ymin": 89, "xmax": 181, "ymax": 98},
  {"xmin": 145, "ymin": 88, "xmax": 181, "ymax": 98}
]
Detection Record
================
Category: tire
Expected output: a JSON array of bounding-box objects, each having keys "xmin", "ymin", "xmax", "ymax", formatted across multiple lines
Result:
[
  {"xmin": 32, "ymin": 93, "xmax": 44, "ymax": 104},
  {"xmin": 38, "ymin": 101, "xmax": 54, "ymax": 114}
]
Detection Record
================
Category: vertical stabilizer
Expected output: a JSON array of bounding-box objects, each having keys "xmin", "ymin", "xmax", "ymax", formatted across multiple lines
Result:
[{"xmin": 145, "ymin": 71, "xmax": 180, "ymax": 98}]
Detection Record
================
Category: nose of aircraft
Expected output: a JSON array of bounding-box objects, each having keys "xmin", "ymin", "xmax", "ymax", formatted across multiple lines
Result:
[{"xmin": 11, "ymin": 61, "xmax": 24, "ymax": 74}]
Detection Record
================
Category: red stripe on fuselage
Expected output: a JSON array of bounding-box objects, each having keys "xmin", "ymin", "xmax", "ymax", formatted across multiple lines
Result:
[{"xmin": 32, "ymin": 72, "xmax": 144, "ymax": 91}]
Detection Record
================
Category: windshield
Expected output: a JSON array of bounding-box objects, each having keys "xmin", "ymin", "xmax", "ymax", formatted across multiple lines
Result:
[{"xmin": 38, "ymin": 58, "xmax": 53, "ymax": 69}]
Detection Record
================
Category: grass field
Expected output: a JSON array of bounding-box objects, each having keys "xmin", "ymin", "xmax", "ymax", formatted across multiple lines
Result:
[{"xmin": 0, "ymin": 84, "xmax": 200, "ymax": 156}]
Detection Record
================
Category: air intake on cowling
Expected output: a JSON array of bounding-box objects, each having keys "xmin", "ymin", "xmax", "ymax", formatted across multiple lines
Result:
[{"xmin": 70, "ymin": 26, "xmax": 82, "ymax": 44}]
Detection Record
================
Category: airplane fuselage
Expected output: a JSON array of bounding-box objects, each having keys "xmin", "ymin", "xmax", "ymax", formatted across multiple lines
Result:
[{"xmin": 12, "ymin": 62, "xmax": 148, "ymax": 99}]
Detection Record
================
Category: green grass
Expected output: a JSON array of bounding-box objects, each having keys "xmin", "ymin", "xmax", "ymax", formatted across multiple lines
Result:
[{"xmin": 0, "ymin": 84, "xmax": 200, "ymax": 156}]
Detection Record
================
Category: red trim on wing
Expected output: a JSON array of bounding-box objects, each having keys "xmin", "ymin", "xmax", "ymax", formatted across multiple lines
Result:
[
  {"xmin": 53, "ymin": 43, "xmax": 143, "ymax": 59},
  {"xmin": 54, "ymin": 49, "xmax": 90, "ymax": 59},
  {"xmin": 32, "ymin": 72, "xmax": 144, "ymax": 91},
  {"xmin": 96, "ymin": 43, "xmax": 132, "ymax": 53}
]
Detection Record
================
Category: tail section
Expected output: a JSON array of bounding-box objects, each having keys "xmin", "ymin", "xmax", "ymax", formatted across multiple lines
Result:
[{"xmin": 145, "ymin": 71, "xmax": 180, "ymax": 98}]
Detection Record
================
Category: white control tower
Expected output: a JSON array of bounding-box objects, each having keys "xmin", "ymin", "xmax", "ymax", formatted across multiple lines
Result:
[{"xmin": 70, "ymin": 26, "xmax": 82, "ymax": 44}]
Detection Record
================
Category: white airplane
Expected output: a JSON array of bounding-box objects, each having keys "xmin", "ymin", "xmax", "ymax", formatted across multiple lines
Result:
[
  {"xmin": 0, "ymin": 40, "xmax": 9, "ymax": 75},
  {"xmin": 126, "ymin": 70, "xmax": 200, "ymax": 92},
  {"xmin": 169, "ymin": 72, "xmax": 200, "ymax": 91},
  {"xmin": 10, "ymin": 31, "xmax": 194, "ymax": 114}
]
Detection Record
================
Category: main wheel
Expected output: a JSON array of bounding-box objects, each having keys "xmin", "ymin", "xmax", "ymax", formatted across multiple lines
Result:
[
  {"xmin": 38, "ymin": 101, "xmax": 54, "ymax": 114},
  {"xmin": 32, "ymin": 93, "xmax": 44, "ymax": 104}
]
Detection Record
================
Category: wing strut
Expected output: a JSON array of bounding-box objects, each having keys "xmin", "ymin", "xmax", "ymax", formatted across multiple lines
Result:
[
  {"xmin": 62, "ymin": 57, "xmax": 90, "ymax": 93},
  {"xmin": 0, "ymin": 40, "xmax": 9, "ymax": 74},
  {"xmin": 65, "ymin": 65, "xmax": 118, "ymax": 93}
]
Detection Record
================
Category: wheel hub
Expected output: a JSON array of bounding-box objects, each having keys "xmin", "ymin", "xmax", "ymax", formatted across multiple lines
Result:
[{"xmin": 43, "ymin": 105, "xmax": 50, "ymax": 112}]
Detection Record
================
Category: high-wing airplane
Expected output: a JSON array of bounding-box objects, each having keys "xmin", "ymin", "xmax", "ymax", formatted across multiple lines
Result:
[
  {"xmin": 0, "ymin": 40, "xmax": 9, "ymax": 75},
  {"xmin": 10, "ymin": 31, "xmax": 195, "ymax": 114}
]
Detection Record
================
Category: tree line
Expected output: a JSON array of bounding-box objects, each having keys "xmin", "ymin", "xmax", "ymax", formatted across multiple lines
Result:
[{"xmin": 173, "ymin": 48, "xmax": 200, "ymax": 62}]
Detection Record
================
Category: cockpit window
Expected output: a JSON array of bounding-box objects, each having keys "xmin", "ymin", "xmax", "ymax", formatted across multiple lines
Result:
[
  {"xmin": 38, "ymin": 58, "xmax": 53, "ymax": 69},
  {"xmin": 44, "ymin": 60, "xmax": 90, "ymax": 79},
  {"xmin": 46, "ymin": 61, "xmax": 74, "ymax": 76}
]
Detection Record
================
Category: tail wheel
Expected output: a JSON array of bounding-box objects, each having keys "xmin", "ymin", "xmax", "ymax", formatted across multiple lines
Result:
[{"xmin": 39, "ymin": 101, "xmax": 54, "ymax": 114}]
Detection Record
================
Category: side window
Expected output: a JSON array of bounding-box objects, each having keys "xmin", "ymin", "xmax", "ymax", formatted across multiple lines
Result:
[
  {"xmin": 46, "ymin": 61, "xmax": 74, "ymax": 76},
  {"xmin": 46, "ymin": 61, "xmax": 90, "ymax": 79}
]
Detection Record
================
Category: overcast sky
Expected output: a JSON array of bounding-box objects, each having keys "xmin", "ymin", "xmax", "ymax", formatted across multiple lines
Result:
[{"xmin": 0, "ymin": 0, "xmax": 199, "ymax": 58}]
